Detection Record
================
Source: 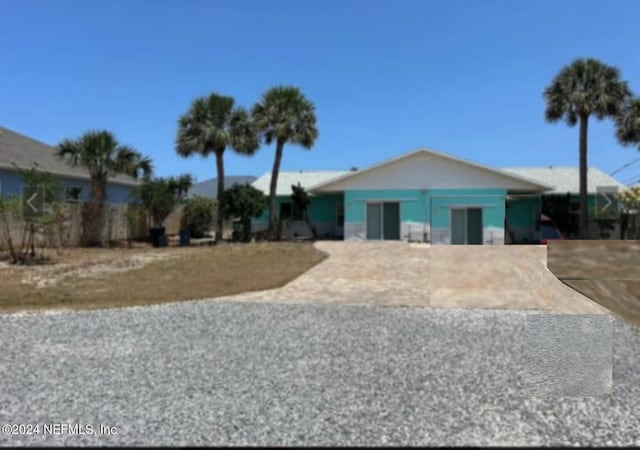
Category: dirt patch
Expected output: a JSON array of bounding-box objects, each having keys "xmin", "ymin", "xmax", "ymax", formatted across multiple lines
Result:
[
  {"xmin": 547, "ymin": 240, "xmax": 640, "ymax": 325},
  {"xmin": 0, "ymin": 243, "xmax": 327, "ymax": 313},
  {"xmin": 20, "ymin": 251, "xmax": 182, "ymax": 288}
]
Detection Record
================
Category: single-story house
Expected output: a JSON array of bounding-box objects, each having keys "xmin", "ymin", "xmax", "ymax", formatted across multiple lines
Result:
[
  {"xmin": 250, "ymin": 148, "xmax": 626, "ymax": 244},
  {"xmin": 0, "ymin": 126, "xmax": 139, "ymax": 203}
]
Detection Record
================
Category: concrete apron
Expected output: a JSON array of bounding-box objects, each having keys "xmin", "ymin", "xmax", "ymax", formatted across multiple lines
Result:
[{"xmin": 213, "ymin": 241, "xmax": 608, "ymax": 315}]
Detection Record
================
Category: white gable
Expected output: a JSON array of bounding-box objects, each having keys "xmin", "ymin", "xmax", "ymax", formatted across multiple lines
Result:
[{"xmin": 311, "ymin": 149, "xmax": 550, "ymax": 192}]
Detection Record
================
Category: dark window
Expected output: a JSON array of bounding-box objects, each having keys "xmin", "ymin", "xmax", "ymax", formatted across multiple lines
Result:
[
  {"xmin": 280, "ymin": 202, "xmax": 304, "ymax": 221},
  {"xmin": 279, "ymin": 202, "xmax": 292, "ymax": 220},
  {"xmin": 66, "ymin": 186, "xmax": 82, "ymax": 202}
]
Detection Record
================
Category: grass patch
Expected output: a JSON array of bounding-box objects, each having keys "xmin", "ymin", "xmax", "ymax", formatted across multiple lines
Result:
[{"xmin": 0, "ymin": 242, "xmax": 327, "ymax": 313}]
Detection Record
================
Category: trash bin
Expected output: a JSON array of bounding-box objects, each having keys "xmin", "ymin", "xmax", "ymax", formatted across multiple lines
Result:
[
  {"xmin": 232, "ymin": 220, "xmax": 243, "ymax": 242},
  {"xmin": 179, "ymin": 229, "xmax": 191, "ymax": 246},
  {"xmin": 149, "ymin": 227, "xmax": 167, "ymax": 248}
]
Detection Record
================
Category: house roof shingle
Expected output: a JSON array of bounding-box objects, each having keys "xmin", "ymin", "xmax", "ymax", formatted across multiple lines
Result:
[
  {"xmin": 252, "ymin": 171, "xmax": 348, "ymax": 196},
  {"xmin": 0, "ymin": 127, "xmax": 139, "ymax": 186},
  {"xmin": 501, "ymin": 167, "xmax": 626, "ymax": 194}
]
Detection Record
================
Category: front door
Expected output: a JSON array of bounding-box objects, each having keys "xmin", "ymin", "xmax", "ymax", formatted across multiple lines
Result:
[
  {"xmin": 451, "ymin": 207, "xmax": 483, "ymax": 245},
  {"xmin": 366, "ymin": 202, "xmax": 400, "ymax": 240}
]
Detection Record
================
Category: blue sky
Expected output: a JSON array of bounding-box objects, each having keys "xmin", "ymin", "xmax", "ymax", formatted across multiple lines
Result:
[{"xmin": 2, "ymin": 0, "xmax": 640, "ymax": 186}]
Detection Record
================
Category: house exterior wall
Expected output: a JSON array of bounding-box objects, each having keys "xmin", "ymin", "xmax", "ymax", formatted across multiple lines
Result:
[
  {"xmin": 429, "ymin": 189, "xmax": 506, "ymax": 245},
  {"xmin": 0, "ymin": 168, "xmax": 135, "ymax": 204},
  {"xmin": 342, "ymin": 188, "xmax": 505, "ymax": 244},
  {"xmin": 319, "ymin": 152, "xmax": 542, "ymax": 192},
  {"xmin": 344, "ymin": 189, "xmax": 429, "ymax": 241},
  {"xmin": 506, "ymin": 196, "xmax": 541, "ymax": 243},
  {"xmin": 251, "ymin": 193, "xmax": 342, "ymax": 238}
]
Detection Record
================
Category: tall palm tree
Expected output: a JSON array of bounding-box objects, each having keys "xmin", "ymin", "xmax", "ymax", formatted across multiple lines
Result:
[
  {"xmin": 544, "ymin": 58, "xmax": 630, "ymax": 239},
  {"xmin": 57, "ymin": 130, "xmax": 153, "ymax": 246},
  {"xmin": 251, "ymin": 86, "xmax": 318, "ymax": 238},
  {"xmin": 616, "ymin": 97, "xmax": 640, "ymax": 149},
  {"xmin": 176, "ymin": 93, "xmax": 258, "ymax": 241}
]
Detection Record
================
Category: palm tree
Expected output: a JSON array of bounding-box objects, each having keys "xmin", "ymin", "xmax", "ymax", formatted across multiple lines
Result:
[
  {"xmin": 57, "ymin": 130, "xmax": 152, "ymax": 246},
  {"xmin": 169, "ymin": 173, "xmax": 194, "ymax": 202},
  {"xmin": 616, "ymin": 97, "xmax": 640, "ymax": 149},
  {"xmin": 252, "ymin": 86, "xmax": 318, "ymax": 238},
  {"xmin": 544, "ymin": 58, "xmax": 630, "ymax": 239},
  {"xmin": 176, "ymin": 93, "xmax": 258, "ymax": 241}
]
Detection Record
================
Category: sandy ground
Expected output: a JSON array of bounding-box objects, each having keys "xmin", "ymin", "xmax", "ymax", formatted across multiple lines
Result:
[{"xmin": 0, "ymin": 246, "xmax": 185, "ymax": 289}]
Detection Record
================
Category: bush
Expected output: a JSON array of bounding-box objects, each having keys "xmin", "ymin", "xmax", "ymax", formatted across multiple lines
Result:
[
  {"xmin": 181, "ymin": 196, "xmax": 216, "ymax": 238},
  {"xmin": 220, "ymin": 184, "xmax": 267, "ymax": 242},
  {"xmin": 134, "ymin": 177, "xmax": 180, "ymax": 228}
]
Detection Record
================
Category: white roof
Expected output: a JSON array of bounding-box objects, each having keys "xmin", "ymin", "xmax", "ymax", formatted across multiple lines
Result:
[
  {"xmin": 251, "ymin": 170, "xmax": 347, "ymax": 196},
  {"xmin": 502, "ymin": 167, "xmax": 626, "ymax": 194}
]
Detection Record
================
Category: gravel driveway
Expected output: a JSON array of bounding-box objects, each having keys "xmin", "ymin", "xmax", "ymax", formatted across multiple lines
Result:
[{"xmin": 1, "ymin": 302, "xmax": 639, "ymax": 446}]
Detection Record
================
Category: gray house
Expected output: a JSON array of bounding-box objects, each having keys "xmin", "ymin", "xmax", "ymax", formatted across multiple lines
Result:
[
  {"xmin": 186, "ymin": 176, "xmax": 257, "ymax": 200},
  {"xmin": 0, "ymin": 126, "xmax": 139, "ymax": 203}
]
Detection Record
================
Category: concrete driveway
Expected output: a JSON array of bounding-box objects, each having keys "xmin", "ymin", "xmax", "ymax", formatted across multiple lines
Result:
[{"xmin": 215, "ymin": 242, "xmax": 607, "ymax": 314}]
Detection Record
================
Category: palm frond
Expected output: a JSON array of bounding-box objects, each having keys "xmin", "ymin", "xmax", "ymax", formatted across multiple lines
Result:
[
  {"xmin": 543, "ymin": 58, "xmax": 630, "ymax": 126},
  {"xmin": 251, "ymin": 85, "xmax": 318, "ymax": 148}
]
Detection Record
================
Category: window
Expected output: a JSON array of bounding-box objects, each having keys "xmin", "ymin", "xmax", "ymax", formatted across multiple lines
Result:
[
  {"xmin": 66, "ymin": 186, "xmax": 82, "ymax": 203},
  {"xmin": 280, "ymin": 202, "xmax": 292, "ymax": 220},
  {"xmin": 280, "ymin": 202, "xmax": 303, "ymax": 221}
]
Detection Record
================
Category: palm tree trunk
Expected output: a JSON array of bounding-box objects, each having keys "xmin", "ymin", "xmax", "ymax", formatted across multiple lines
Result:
[
  {"xmin": 215, "ymin": 150, "xmax": 225, "ymax": 242},
  {"xmin": 84, "ymin": 178, "xmax": 107, "ymax": 246},
  {"xmin": 578, "ymin": 114, "xmax": 589, "ymax": 239},
  {"xmin": 268, "ymin": 139, "xmax": 285, "ymax": 239}
]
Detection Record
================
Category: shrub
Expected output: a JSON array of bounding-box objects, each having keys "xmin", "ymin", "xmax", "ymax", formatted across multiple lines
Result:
[
  {"xmin": 220, "ymin": 184, "xmax": 267, "ymax": 242},
  {"xmin": 134, "ymin": 177, "xmax": 180, "ymax": 228},
  {"xmin": 181, "ymin": 196, "xmax": 216, "ymax": 238}
]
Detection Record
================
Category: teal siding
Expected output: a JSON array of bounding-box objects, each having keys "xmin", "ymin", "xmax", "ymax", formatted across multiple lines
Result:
[
  {"xmin": 506, "ymin": 196, "xmax": 539, "ymax": 228},
  {"xmin": 254, "ymin": 193, "xmax": 340, "ymax": 223},
  {"xmin": 308, "ymin": 193, "xmax": 342, "ymax": 222},
  {"xmin": 344, "ymin": 189, "xmax": 428, "ymax": 223},
  {"xmin": 429, "ymin": 189, "xmax": 506, "ymax": 229}
]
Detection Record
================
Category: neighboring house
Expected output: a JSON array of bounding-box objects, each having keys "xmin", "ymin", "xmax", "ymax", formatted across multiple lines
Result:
[
  {"xmin": 0, "ymin": 126, "xmax": 139, "ymax": 203},
  {"xmin": 251, "ymin": 148, "xmax": 626, "ymax": 244},
  {"xmin": 186, "ymin": 175, "xmax": 257, "ymax": 200}
]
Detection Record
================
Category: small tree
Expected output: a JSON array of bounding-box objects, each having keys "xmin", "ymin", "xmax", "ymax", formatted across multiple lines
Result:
[
  {"xmin": 220, "ymin": 184, "xmax": 267, "ymax": 242},
  {"xmin": 134, "ymin": 177, "xmax": 181, "ymax": 229},
  {"xmin": 123, "ymin": 203, "xmax": 146, "ymax": 247},
  {"xmin": 181, "ymin": 195, "xmax": 216, "ymax": 238},
  {"xmin": 18, "ymin": 167, "xmax": 67, "ymax": 261},
  {"xmin": 169, "ymin": 174, "xmax": 194, "ymax": 203},
  {"xmin": 0, "ymin": 196, "xmax": 20, "ymax": 263},
  {"xmin": 291, "ymin": 183, "xmax": 317, "ymax": 239}
]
